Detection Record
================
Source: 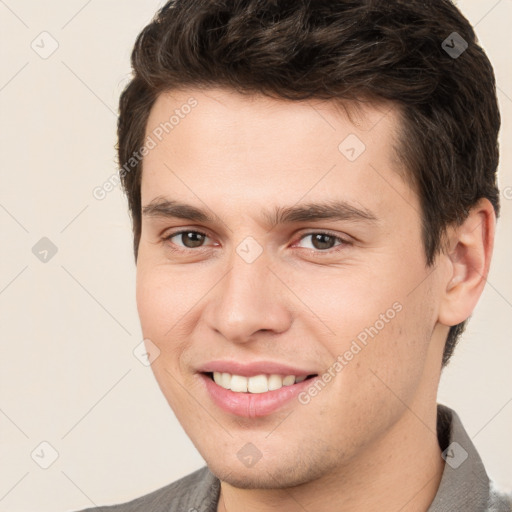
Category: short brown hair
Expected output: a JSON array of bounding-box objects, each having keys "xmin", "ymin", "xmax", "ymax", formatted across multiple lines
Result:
[{"xmin": 117, "ymin": 0, "xmax": 500, "ymax": 366}]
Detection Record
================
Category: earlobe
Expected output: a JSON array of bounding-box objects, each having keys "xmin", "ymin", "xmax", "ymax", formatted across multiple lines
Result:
[{"xmin": 438, "ymin": 198, "xmax": 496, "ymax": 327}]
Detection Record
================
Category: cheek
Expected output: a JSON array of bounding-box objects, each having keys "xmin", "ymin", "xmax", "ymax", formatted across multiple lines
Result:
[
  {"xmin": 306, "ymin": 258, "xmax": 436, "ymax": 399},
  {"xmin": 290, "ymin": 262, "xmax": 405, "ymax": 344},
  {"xmin": 136, "ymin": 269, "xmax": 171, "ymax": 336},
  {"xmin": 135, "ymin": 266, "xmax": 197, "ymax": 411},
  {"xmin": 135, "ymin": 264, "xmax": 194, "ymax": 361},
  {"xmin": 341, "ymin": 282, "xmax": 438, "ymax": 415},
  {"xmin": 136, "ymin": 260, "xmax": 201, "ymax": 330}
]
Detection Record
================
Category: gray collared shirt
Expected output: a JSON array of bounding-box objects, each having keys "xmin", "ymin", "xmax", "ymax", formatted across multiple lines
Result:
[{"xmin": 74, "ymin": 404, "xmax": 511, "ymax": 511}]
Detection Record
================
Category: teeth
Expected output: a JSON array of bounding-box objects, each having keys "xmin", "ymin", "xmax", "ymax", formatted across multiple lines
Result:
[
  {"xmin": 282, "ymin": 375, "xmax": 295, "ymax": 386},
  {"xmin": 230, "ymin": 374, "xmax": 248, "ymax": 392},
  {"xmin": 220, "ymin": 372, "xmax": 231, "ymax": 389},
  {"xmin": 212, "ymin": 372, "xmax": 308, "ymax": 393},
  {"xmin": 268, "ymin": 374, "xmax": 283, "ymax": 391},
  {"xmin": 247, "ymin": 374, "xmax": 268, "ymax": 393}
]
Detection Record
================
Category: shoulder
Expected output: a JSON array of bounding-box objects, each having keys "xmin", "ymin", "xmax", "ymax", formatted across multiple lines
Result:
[
  {"xmin": 71, "ymin": 466, "xmax": 219, "ymax": 512},
  {"xmin": 488, "ymin": 481, "xmax": 512, "ymax": 512},
  {"xmin": 430, "ymin": 405, "xmax": 512, "ymax": 512}
]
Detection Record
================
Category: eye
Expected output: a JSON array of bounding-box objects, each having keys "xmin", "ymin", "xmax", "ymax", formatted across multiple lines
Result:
[
  {"xmin": 162, "ymin": 229, "xmax": 350, "ymax": 255},
  {"xmin": 295, "ymin": 232, "xmax": 348, "ymax": 252},
  {"xmin": 163, "ymin": 229, "xmax": 213, "ymax": 251}
]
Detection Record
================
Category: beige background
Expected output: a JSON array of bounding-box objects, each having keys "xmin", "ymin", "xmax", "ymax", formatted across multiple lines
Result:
[{"xmin": 0, "ymin": 1, "xmax": 510, "ymax": 510}]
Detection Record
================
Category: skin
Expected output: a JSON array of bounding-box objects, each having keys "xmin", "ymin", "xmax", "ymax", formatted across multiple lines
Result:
[{"xmin": 136, "ymin": 87, "xmax": 495, "ymax": 512}]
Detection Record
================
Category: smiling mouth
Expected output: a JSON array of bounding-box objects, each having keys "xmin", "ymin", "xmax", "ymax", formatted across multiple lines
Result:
[{"xmin": 203, "ymin": 371, "xmax": 317, "ymax": 393}]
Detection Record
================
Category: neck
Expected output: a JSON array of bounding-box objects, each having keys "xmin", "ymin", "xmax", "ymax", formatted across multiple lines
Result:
[{"xmin": 217, "ymin": 401, "xmax": 445, "ymax": 512}]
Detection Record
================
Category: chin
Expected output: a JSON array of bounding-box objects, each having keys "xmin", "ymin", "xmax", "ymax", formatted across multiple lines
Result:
[{"xmin": 206, "ymin": 455, "xmax": 331, "ymax": 490}]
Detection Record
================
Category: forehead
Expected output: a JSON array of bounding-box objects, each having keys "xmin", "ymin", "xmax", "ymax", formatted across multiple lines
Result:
[
  {"xmin": 144, "ymin": 87, "xmax": 400, "ymax": 150},
  {"xmin": 140, "ymin": 87, "xmax": 414, "ymax": 221}
]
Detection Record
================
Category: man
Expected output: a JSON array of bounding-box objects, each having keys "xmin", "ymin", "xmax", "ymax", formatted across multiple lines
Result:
[{"xmin": 78, "ymin": 0, "xmax": 511, "ymax": 510}]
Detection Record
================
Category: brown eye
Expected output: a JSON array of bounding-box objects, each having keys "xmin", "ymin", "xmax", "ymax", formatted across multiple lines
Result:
[
  {"xmin": 297, "ymin": 232, "xmax": 344, "ymax": 251},
  {"xmin": 312, "ymin": 234, "xmax": 337, "ymax": 250},
  {"xmin": 165, "ymin": 230, "xmax": 210, "ymax": 249}
]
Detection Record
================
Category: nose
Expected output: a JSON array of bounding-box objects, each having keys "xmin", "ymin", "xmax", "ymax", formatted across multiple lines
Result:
[{"xmin": 203, "ymin": 249, "xmax": 293, "ymax": 344}]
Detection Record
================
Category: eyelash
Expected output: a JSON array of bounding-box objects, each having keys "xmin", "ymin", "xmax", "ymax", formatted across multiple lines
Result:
[{"xmin": 162, "ymin": 229, "xmax": 351, "ymax": 256}]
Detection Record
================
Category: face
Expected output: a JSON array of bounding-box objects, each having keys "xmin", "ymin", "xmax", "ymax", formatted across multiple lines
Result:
[{"xmin": 136, "ymin": 87, "xmax": 447, "ymax": 489}]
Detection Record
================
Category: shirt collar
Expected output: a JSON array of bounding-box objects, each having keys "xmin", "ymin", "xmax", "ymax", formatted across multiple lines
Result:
[{"xmin": 427, "ymin": 403, "xmax": 491, "ymax": 511}]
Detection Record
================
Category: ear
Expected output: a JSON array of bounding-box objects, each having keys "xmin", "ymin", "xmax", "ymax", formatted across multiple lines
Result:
[{"xmin": 437, "ymin": 198, "xmax": 496, "ymax": 327}]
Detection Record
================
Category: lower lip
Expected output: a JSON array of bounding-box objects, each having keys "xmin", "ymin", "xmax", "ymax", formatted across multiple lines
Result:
[{"xmin": 200, "ymin": 373, "xmax": 316, "ymax": 418}]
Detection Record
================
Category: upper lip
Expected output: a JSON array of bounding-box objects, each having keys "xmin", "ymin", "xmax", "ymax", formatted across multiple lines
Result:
[{"xmin": 197, "ymin": 360, "xmax": 318, "ymax": 377}]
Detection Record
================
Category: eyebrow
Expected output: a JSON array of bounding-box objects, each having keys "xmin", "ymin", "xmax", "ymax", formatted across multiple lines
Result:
[{"xmin": 142, "ymin": 197, "xmax": 378, "ymax": 228}]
